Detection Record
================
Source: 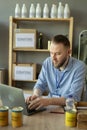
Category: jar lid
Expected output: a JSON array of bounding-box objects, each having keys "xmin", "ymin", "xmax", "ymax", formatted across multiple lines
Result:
[
  {"xmin": 0, "ymin": 106, "xmax": 9, "ymax": 111},
  {"xmin": 12, "ymin": 106, "xmax": 23, "ymax": 112}
]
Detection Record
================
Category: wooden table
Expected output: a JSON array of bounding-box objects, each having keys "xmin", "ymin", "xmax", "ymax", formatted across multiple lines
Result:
[{"xmin": 0, "ymin": 100, "xmax": 86, "ymax": 130}]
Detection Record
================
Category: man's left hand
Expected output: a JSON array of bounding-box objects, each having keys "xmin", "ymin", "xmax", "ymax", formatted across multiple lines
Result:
[{"xmin": 29, "ymin": 97, "xmax": 50, "ymax": 110}]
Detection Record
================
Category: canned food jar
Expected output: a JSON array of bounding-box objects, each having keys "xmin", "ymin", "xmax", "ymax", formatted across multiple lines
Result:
[
  {"xmin": 0, "ymin": 106, "xmax": 9, "ymax": 126},
  {"xmin": 65, "ymin": 110, "xmax": 77, "ymax": 127},
  {"xmin": 11, "ymin": 106, "xmax": 23, "ymax": 128}
]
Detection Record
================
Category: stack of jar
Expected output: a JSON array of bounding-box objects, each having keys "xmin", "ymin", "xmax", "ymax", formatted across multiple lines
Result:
[{"xmin": 15, "ymin": 2, "xmax": 71, "ymax": 18}]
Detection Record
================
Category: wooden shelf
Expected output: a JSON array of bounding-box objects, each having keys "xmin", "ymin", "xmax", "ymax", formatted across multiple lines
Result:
[
  {"xmin": 11, "ymin": 16, "xmax": 73, "ymax": 23},
  {"xmin": 9, "ymin": 16, "xmax": 74, "ymax": 87},
  {"xmin": 13, "ymin": 48, "xmax": 50, "ymax": 52},
  {"xmin": 12, "ymin": 79, "xmax": 37, "ymax": 82}
]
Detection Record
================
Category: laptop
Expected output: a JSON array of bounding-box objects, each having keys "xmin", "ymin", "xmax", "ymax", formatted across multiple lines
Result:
[{"xmin": 0, "ymin": 84, "xmax": 46, "ymax": 116}]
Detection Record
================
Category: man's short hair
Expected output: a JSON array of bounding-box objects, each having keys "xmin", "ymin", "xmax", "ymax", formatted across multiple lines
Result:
[{"xmin": 52, "ymin": 34, "xmax": 70, "ymax": 48}]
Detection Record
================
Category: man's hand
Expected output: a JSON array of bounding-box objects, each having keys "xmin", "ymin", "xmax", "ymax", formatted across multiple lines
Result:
[
  {"xmin": 25, "ymin": 95, "xmax": 38, "ymax": 104},
  {"xmin": 29, "ymin": 97, "xmax": 50, "ymax": 110},
  {"xmin": 26, "ymin": 95, "xmax": 66, "ymax": 110}
]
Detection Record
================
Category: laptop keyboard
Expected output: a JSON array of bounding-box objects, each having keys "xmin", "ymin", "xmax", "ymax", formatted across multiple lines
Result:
[
  {"xmin": 25, "ymin": 103, "xmax": 38, "ymax": 115},
  {"xmin": 25, "ymin": 103, "xmax": 46, "ymax": 115}
]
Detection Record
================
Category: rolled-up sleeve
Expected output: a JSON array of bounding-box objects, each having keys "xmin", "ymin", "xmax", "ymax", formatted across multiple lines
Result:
[{"xmin": 34, "ymin": 61, "xmax": 48, "ymax": 93}]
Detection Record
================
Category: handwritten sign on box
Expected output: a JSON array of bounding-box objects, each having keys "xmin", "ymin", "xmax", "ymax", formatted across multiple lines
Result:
[
  {"xmin": 14, "ymin": 29, "xmax": 37, "ymax": 48},
  {"xmin": 13, "ymin": 64, "xmax": 36, "ymax": 81}
]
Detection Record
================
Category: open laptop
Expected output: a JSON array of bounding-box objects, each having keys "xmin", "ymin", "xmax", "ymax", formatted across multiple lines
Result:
[{"xmin": 0, "ymin": 84, "xmax": 46, "ymax": 116}]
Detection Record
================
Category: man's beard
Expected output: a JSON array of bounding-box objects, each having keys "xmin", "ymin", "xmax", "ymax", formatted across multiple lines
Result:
[{"xmin": 53, "ymin": 57, "xmax": 68, "ymax": 69}]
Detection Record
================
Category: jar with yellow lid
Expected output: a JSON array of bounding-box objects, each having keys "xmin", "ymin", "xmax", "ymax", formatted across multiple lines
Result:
[
  {"xmin": 11, "ymin": 106, "xmax": 23, "ymax": 128},
  {"xmin": 0, "ymin": 106, "xmax": 9, "ymax": 126}
]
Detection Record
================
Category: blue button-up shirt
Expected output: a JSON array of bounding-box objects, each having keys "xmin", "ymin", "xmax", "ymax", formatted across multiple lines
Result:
[{"xmin": 34, "ymin": 57, "xmax": 86, "ymax": 101}]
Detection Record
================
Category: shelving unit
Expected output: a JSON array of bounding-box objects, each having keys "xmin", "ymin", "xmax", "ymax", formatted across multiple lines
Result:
[{"xmin": 8, "ymin": 16, "xmax": 73, "ymax": 89}]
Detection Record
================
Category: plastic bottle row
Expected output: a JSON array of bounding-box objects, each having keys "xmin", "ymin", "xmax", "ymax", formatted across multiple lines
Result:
[{"xmin": 15, "ymin": 2, "xmax": 70, "ymax": 19}]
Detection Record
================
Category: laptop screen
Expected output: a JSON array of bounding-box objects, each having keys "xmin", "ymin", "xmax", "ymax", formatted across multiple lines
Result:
[{"xmin": 0, "ymin": 84, "xmax": 27, "ymax": 115}]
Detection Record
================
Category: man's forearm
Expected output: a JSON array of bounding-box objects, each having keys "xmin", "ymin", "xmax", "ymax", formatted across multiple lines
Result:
[
  {"xmin": 48, "ymin": 97, "xmax": 66, "ymax": 106},
  {"xmin": 33, "ymin": 88, "xmax": 42, "ymax": 97},
  {"xmin": 33, "ymin": 89, "xmax": 66, "ymax": 106}
]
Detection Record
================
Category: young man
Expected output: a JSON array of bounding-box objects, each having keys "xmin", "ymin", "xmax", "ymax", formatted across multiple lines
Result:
[{"xmin": 26, "ymin": 35, "xmax": 86, "ymax": 110}]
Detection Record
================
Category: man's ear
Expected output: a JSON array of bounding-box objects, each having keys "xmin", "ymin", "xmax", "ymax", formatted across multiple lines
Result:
[{"xmin": 68, "ymin": 48, "xmax": 72, "ymax": 55}]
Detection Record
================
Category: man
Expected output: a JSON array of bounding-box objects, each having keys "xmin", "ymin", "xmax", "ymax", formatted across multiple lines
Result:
[{"xmin": 26, "ymin": 34, "xmax": 86, "ymax": 110}]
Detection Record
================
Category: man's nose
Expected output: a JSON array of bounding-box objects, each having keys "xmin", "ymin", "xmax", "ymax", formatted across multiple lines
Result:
[
  {"xmin": 52, "ymin": 54, "xmax": 57, "ymax": 59},
  {"xmin": 53, "ymin": 53, "xmax": 56, "ymax": 57}
]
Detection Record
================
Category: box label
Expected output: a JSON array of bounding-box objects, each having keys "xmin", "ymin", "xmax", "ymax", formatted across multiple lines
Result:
[
  {"xmin": 16, "ymin": 33, "xmax": 35, "ymax": 47},
  {"xmin": 14, "ymin": 66, "xmax": 33, "ymax": 80}
]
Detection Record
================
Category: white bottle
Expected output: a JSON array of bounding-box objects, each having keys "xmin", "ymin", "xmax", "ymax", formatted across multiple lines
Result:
[
  {"xmin": 64, "ymin": 3, "xmax": 70, "ymax": 18},
  {"xmin": 29, "ymin": 3, "xmax": 35, "ymax": 18},
  {"xmin": 57, "ymin": 2, "xmax": 64, "ymax": 18},
  {"xmin": 36, "ymin": 3, "xmax": 41, "ymax": 18},
  {"xmin": 65, "ymin": 95, "xmax": 75, "ymax": 111},
  {"xmin": 15, "ymin": 3, "xmax": 21, "ymax": 18},
  {"xmin": 43, "ymin": 3, "xmax": 49, "ymax": 18},
  {"xmin": 21, "ymin": 3, "xmax": 27, "ymax": 18},
  {"xmin": 50, "ymin": 4, "xmax": 57, "ymax": 18}
]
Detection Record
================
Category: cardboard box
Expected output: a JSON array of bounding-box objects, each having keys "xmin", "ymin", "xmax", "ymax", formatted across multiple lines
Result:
[
  {"xmin": 13, "ymin": 29, "xmax": 37, "ymax": 49},
  {"xmin": 13, "ymin": 64, "xmax": 36, "ymax": 81},
  {"xmin": 77, "ymin": 122, "xmax": 87, "ymax": 129},
  {"xmin": 77, "ymin": 111, "xmax": 87, "ymax": 122},
  {"xmin": 77, "ymin": 110, "xmax": 87, "ymax": 129}
]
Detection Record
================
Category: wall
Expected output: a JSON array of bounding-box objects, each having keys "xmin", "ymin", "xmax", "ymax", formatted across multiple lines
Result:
[{"xmin": 0, "ymin": 0, "xmax": 87, "ymax": 77}]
